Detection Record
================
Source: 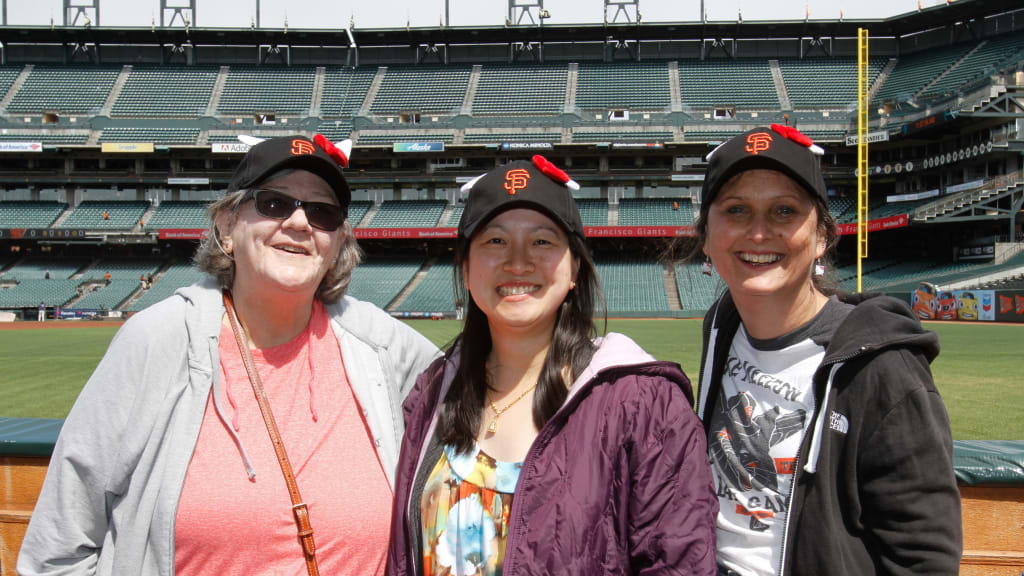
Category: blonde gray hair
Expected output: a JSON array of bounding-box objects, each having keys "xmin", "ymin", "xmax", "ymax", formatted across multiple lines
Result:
[{"xmin": 194, "ymin": 188, "xmax": 363, "ymax": 304}]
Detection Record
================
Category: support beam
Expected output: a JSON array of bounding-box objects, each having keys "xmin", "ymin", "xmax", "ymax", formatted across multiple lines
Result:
[
  {"xmin": 161, "ymin": 0, "xmax": 195, "ymax": 28},
  {"xmin": 508, "ymin": 0, "xmax": 543, "ymax": 26},
  {"xmin": 605, "ymin": 0, "xmax": 639, "ymax": 24},
  {"xmin": 64, "ymin": 0, "xmax": 97, "ymax": 27}
]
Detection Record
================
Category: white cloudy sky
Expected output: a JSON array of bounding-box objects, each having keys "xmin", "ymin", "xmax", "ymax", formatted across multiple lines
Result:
[{"xmin": 6, "ymin": 0, "xmax": 956, "ymax": 29}]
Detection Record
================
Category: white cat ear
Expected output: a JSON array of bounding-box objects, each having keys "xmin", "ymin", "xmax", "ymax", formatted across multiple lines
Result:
[
  {"xmin": 336, "ymin": 139, "xmax": 353, "ymax": 165},
  {"xmin": 460, "ymin": 173, "xmax": 485, "ymax": 194},
  {"xmin": 237, "ymin": 135, "xmax": 267, "ymax": 146}
]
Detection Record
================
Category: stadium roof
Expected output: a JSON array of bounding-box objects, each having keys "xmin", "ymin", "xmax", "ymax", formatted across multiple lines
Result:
[{"xmin": 0, "ymin": 0, "xmax": 1012, "ymax": 49}]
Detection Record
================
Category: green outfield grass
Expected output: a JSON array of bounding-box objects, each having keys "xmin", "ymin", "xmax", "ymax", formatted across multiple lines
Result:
[{"xmin": 0, "ymin": 320, "xmax": 1020, "ymax": 440}]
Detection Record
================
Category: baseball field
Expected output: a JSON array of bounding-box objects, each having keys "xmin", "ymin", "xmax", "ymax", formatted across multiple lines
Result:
[{"xmin": 0, "ymin": 319, "xmax": 1020, "ymax": 440}]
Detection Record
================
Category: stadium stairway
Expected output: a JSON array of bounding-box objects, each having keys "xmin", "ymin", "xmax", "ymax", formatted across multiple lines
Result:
[
  {"xmin": 437, "ymin": 204, "xmax": 459, "ymax": 227},
  {"xmin": 607, "ymin": 203, "xmax": 619, "ymax": 226},
  {"xmin": 869, "ymin": 59, "xmax": 899, "ymax": 102},
  {"xmin": 355, "ymin": 203, "xmax": 379, "ymax": 227},
  {"xmin": 100, "ymin": 65, "xmax": 131, "ymax": 116},
  {"xmin": 204, "ymin": 66, "xmax": 230, "ymax": 116},
  {"xmin": 663, "ymin": 262, "xmax": 682, "ymax": 311},
  {"xmin": 120, "ymin": 260, "xmax": 173, "ymax": 311},
  {"xmin": 0, "ymin": 64, "xmax": 32, "ymax": 108},
  {"xmin": 387, "ymin": 258, "xmax": 433, "ymax": 311},
  {"xmin": 915, "ymin": 41, "xmax": 985, "ymax": 101}
]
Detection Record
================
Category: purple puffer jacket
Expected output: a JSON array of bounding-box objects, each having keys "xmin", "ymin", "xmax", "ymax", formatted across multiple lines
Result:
[{"xmin": 387, "ymin": 333, "xmax": 717, "ymax": 575}]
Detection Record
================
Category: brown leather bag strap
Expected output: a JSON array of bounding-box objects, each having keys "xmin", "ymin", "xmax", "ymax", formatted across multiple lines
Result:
[{"xmin": 222, "ymin": 290, "xmax": 319, "ymax": 576}]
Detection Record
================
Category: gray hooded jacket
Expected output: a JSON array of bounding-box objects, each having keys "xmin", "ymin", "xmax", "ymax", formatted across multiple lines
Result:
[{"xmin": 18, "ymin": 277, "xmax": 440, "ymax": 576}]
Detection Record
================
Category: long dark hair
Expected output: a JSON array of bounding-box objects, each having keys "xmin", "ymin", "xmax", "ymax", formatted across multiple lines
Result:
[{"xmin": 439, "ymin": 228, "xmax": 606, "ymax": 454}]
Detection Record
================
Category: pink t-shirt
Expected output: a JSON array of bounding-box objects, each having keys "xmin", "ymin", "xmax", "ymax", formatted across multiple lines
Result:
[{"xmin": 175, "ymin": 301, "xmax": 391, "ymax": 576}]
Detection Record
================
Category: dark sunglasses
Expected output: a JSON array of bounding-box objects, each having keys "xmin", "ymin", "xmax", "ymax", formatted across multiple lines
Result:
[{"xmin": 248, "ymin": 189, "xmax": 346, "ymax": 231}]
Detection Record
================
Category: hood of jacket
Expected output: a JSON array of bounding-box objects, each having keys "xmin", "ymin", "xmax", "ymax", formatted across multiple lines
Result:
[{"xmin": 824, "ymin": 291, "xmax": 940, "ymax": 365}]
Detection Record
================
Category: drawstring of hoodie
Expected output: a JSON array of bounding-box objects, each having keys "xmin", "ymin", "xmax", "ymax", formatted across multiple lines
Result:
[
  {"xmin": 211, "ymin": 338, "xmax": 257, "ymax": 480},
  {"xmin": 804, "ymin": 362, "xmax": 843, "ymax": 474}
]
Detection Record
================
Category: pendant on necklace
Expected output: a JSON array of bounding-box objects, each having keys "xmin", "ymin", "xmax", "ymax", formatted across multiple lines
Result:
[{"xmin": 487, "ymin": 419, "xmax": 497, "ymax": 433}]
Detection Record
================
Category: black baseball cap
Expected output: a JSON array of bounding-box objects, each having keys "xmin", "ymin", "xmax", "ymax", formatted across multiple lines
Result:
[
  {"xmin": 458, "ymin": 156, "xmax": 585, "ymax": 243},
  {"xmin": 702, "ymin": 125, "xmax": 827, "ymax": 206},
  {"xmin": 226, "ymin": 135, "xmax": 351, "ymax": 210}
]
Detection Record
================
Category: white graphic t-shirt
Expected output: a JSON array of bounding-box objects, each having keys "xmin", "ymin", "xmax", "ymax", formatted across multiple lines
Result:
[{"xmin": 709, "ymin": 299, "xmax": 852, "ymax": 576}]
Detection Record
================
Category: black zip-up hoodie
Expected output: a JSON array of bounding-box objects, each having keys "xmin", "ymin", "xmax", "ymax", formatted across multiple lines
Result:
[{"xmin": 696, "ymin": 291, "xmax": 962, "ymax": 575}]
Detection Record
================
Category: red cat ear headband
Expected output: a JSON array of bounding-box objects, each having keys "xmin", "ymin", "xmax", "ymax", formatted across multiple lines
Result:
[
  {"xmin": 457, "ymin": 155, "xmax": 585, "ymax": 242},
  {"xmin": 227, "ymin": 134, "xmax": 353, "ymax": 207}
]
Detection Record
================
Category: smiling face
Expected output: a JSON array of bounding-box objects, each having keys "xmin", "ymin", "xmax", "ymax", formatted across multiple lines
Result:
[
  {"xmin": 703, "ymin": 169, "xmax": 826, "ymax": 305},
  {"xmin": 218, "ymin": 169, "xmax": 343, "ymax": 301},
  {"xmin": 463, "ymin": 208, "xmax": 579, "ymax": 336}
]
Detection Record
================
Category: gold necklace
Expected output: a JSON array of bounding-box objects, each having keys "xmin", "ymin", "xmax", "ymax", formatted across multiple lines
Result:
[{"xmin": 486, "ymin": 382, "xmax": 539, "ymax": 434}]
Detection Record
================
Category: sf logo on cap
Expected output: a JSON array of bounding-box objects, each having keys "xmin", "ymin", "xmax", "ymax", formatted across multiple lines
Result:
[
  {"xmin": 291, "ymin": 139, "xmax": 316, "ymax": 156},
  {"xmin": 504, "ymin": 168, "xmax": 531, "ymax": 195},
  {"xmin": 745, "ymin": 132, "xmax": 773, "ymax": 155}
]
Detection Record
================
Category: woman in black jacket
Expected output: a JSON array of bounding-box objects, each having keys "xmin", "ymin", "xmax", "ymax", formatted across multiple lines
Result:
[{"xmin": 693, "ymin": 125, "xmax": 961, "ymax": 576}]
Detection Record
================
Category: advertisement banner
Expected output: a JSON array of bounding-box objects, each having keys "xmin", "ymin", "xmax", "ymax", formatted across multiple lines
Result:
[
  {"xmin": 167, "ymin": 177, "xmax": 210, "ymax": 185},
  {"xmin": 353, "ymin": 228, "xmax": 458, "ymax": 239},
  {"xmin": 583, "ymin": 226, "xmax": 695, "ymax": 238},
  {"xmin": 845, "ymin": 130, "xmax": 889, "ymax": 146},
  {"xmin": 101, "ymin": 142, "xmax": 155, "ymax": 153},
  {"xmin": 612, "ymin": 142, "xmax": 664, "ymax": 149},
  {"xmin": 57, "ymin": 309, "xmax": 101, "ymax": 319},
  {"xmin": 887, "ymin": 189, "xmax": 939, "ymax": 203},
  {"xmin": 393, "ymin": 142, "xmax": 445, "ymax": 153},
  {"xmin": 212, "ymin": 143, "xmax": 251, "ymax": 153},
  {"xmin": 836, "ymin": 214, "xmax": 909, "ymax": 236},
  {"xmin": 500, "ymin": 142, "xmax": 554, "ymax": 151},
  {"xmin": 0, "ymin": 142, "xmax": 43, "ymax": 152},
  {"xmin": 158, "ymin": 229, "xmax": 207, "ymax": 240}
]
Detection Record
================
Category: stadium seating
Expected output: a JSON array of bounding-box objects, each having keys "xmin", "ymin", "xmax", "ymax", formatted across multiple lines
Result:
[
  {"xmin": 674, "ymin": 261, "xmax": 725, "ymax": 312},
  {"xmin": 367, "ymin": 200, "xmax": 446, "ymax": 228},
  {"xmin": 682, "ymin": 127, "xmax": 745, "ymax": 142},
  {"xmin": 347, "ymin": 258, "xmax": 423, "ymax": 309},
  {"xmin": 58, "ymin": 201, "xmax": 148, "ymax": 229},
  {"xmin": 369, "ymin": 66, "xmax": 472, "ymax": 115},
  {"xmin": 347, "ymin": 201, "xmax": 372, "ymax": 227},
  {"xmin": 446, "ymin": 204, "xmax": 465, "ymax": 227},
  {"xmin": 595, "ymin": 257, "xmax": 670, "ymax": 312},
  {"xmin": 571, "ymin": 130, "xmax": 673, "ymax": 143},
  {"xmin": 0, "ymin": 259, "xmax": 85, "ymax": 281},
  {"xmin": 575, "ymin": 62, "xmax": 671, "ymax": 111},
  {"xmin": 217, "ymin": 66, "xmax": 316, "ymax": 115},
  {"xmin": 81, "ymin": 259, "xmax": 160, "ymax": 282},
  {"xmin": 779, "ymin": 57, "xmax": 886, "ymax": 108},
  {"xmin": 393, "ymin": 261, "xmax": 456, "ymax": 312},
  {"xmin": 128, "ymin": 262, "xmax": 207, "ymax": 312},
  {"xmin": 920, "ymin": 32, "xmax": 1024, "ymax": 100},
  {"xmin": 827, "ymin": 196, "xmax": 855, "ymax": 220},
  {"xmin": 98, "ymin": 128, "xmax": 200, "ymax": 145},
  {"xmin": 316, "ymin": 119, "xmax": 355, "ymax": 142},
  {"xmin": 145, "ymin": 201, "xmax": 210, "ymax": 230},
  {"xmin": 111, "ymin": 66, "xmax": 219, "ymax": 117},
  {"xmin": 677, "ymin": 59, "xmax": 778, "ymax": 108},
  {"xmin": 618, "ymin": 198, "xmax": 694, "ymax": 226},
  {"xmin": 69, "ymin": 279, "xmax": 138, "ymax": 310},
  {"xmin": 473, "ymin": 64, "xmax": 567, "ymax": 115},
  {"xmin": 462, "ymin": 131, "xmax": 560, "ymax": 143},
  {"xmin": 0, "ymin": 201, "xmax": 67, "ymax": 228},
  {"xmin": 319, "ymin": 67, "xmax": 376, "ymax": 117},
  {"xmin": 0, "ymin": 279, "xmax": 81, "ymax": 308},
  {"xmin": 873, "ymin": 43, "xmax": 973, "ymax": 103},
  {"xmin": 6, "ymin": 66, "xmax": 120, "ymax": 113},
  {"xmin": 0, "ymin": 132, "xmax": 89, "ymax": 144},
  {"xmin": 0, "ymin": 66, "xmax": 22, "ymax": 98},
  {"xmin": 574, "ymin": 199, "xmax": 609, "ymax": 226}
]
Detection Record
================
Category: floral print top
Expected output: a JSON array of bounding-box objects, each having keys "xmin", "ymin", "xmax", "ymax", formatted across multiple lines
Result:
[{"xmin": 421, "ymin": 444, "xmax": 523, "ymax": 576}]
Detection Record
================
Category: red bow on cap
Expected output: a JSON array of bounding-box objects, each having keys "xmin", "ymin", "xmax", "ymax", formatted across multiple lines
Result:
[
  {"xmin": 313, "ymin": 134, "xmax": 349, "ymax": 168},
  {"xmin": 532, "ymin": 155, "xmax": 580, "ymax": 190},
  {"xmin": 770, "ymin": 124, "xmax": 825, "ymax": 156}
]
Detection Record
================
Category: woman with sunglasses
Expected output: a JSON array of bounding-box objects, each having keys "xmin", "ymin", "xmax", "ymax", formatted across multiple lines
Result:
[
  {"xmin": 387, "ymin": 157, "xmax": 717, "ymax": 576},
  {"xmin": 693, "ymin": 126, "xmax": 960, "ymax": 575},
  {"xmin": 19, "ymin": 135, "xmax": 439, "ymax": 576}
]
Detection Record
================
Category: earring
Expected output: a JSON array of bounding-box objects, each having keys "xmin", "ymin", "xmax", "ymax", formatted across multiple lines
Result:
[
  {"xmin": 814, "ymin": 259, "xmax": 825, "ymax": 277},
  {"xmin": 702, "ymin": 257, "xmax": 713, "ymax": 276},
  {"xmin": 569, "ymin": 281, "xmax": 576, "ymax": 290}
]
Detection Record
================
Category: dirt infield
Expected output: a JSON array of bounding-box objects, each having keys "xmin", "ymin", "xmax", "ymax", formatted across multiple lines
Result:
[{"xmin": 0, "ymin": 320, "xmax": 126, "ymax": 330}]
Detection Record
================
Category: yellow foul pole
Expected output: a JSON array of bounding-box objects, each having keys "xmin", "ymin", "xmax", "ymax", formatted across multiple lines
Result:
[{"xmin": 857, "ymin": 28, "xmax": 869, "ymax": 292}]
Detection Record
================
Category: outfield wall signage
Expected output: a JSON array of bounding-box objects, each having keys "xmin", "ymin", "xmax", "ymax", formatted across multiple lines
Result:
[
  {"xmin": 158, "ymin": 229, "xmax": 207, "ymax": 240},
  {"xmin": 393, "ymin": 142, "xmax": 445, "ymax": 153},
  {"xmin": 887, "ymin": 189, "xmax": 939, "ymax": 203},
  {"xmin": 671, "ymin": 174, "xmax": 704, "ymax": 182},
  {"xmin": 0, "ymin": 229, "xmax": 89, "ymax": 239},
  {"xmin": 212, "ymin": 143, "xmax": 251, "ymax": 153},
  {"xmin": 612, "ymin": 142, "xmax": 664, "ymax": 149},
  {"xmin": 354, "ymin": 228, "xmax": 458, "ymax": 239},
  {"xmin": 835, "ymin": 214, "xmax": 909, "ymax": 236},
  {"xmin": 0, "ymin": 142, "xmax": 43, "ymax": 152},
  {"xmin": 101, "ymin": 142, "xmax": 155, "ymax": 153},
  {"xmin": 845, "ymin": 131, "xmax": 889, "ymax": 146},
  {"xmin": 167, "ymin": 177, "xmax": 210, "ymax": 185},
  {"xmin": 500, "ymin": 142, "xmax": 554, "ymax": 151},
  {"xmin": 583, "ymin": 226, "xmax": 695, "ymax": 238},
  {"xmin": 946, "ymin": 179, "xmax": 985, "ymax": 195}
]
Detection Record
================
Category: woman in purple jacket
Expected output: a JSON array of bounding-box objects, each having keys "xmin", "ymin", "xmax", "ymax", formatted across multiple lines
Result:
[{"xmin": 387, "ymin": 156, "xmax": 717, "ymax": 576}]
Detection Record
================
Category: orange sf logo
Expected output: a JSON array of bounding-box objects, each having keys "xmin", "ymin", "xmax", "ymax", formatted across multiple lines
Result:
[
  {"xmin": 745, "ymin": 132, "xmax": 773, "ymax": 155},
  {"xmin": 504, "ymin": 168, "xmax": 531, "ymax": 195},
  {"xmin": 291, "ymin": 139, "xmax": 315, "ymax": 156}
]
